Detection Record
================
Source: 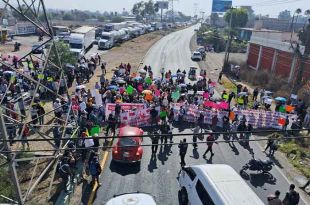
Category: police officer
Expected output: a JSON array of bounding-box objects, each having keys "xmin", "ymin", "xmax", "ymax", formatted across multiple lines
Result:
[{"xmin": 178, "ymin": 138, "xmax": 188, "ymax": 167}]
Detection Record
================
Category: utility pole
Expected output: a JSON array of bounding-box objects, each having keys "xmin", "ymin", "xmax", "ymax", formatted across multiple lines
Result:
[
  {"xmin": 168, "ymin": 0, "xmax": 178, "ymax": 23},
  {"xmin": 200, "ymin": 11, "xmax": 205, "ymax": 22},
  {"xmin": 222, "ymin": 7, "xmax": 235, "ymax": 72},
  {"xmin": 0, "ymin": 112, "xmax": 23, "ymax": 204},
  {"xmin": 194, "ymin": 3, "xmax": 198, "ymax": 18}
]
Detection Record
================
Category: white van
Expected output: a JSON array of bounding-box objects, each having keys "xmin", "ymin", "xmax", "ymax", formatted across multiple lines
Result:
[{"xmin": 178, "ymin": 164, "xmax": 264, "ymax": 205}]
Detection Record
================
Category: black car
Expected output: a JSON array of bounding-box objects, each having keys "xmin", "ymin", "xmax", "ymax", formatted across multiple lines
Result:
[{"xmin": 31, "ymin": 44, "xmax": 44, "ymax": 54}]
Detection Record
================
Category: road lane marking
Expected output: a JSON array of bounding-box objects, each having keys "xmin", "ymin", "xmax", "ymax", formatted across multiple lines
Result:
[{"xmin": 87, "ymin": 141, "xmax": 112, "ymax": 205}]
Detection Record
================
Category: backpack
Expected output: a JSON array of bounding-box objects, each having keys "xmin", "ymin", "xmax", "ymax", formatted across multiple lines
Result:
[{"xmin": 288, "ymin": 191, "xmax": 299, "ymax": 205}]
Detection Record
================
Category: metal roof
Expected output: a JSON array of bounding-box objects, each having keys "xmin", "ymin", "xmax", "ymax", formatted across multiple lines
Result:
[{"xmin": 72, "ymin": 26, "xmax": 95, "ymax": 34}]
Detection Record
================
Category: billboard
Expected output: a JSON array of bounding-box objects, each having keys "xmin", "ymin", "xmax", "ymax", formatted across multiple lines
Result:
[
  {"xmin": 212, "ymin": 0, "xmax": 232, "ymax": 13},
  {"xmin": 157, "ymin": 1, "xmax": 169, "ymax": 9}
]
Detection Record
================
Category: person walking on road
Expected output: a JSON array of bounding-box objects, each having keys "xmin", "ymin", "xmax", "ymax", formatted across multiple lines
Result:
[
  {"xmin": 101, "ymin": 62, "xmax": 106, "ymax": 75},
  {"xmin": 203, "ymin": 133, "xmax": 216, "ymax": 158},
  {"xmin": 150, "ymin": 106, "xmax": 158, "ymax": 128},
  {"xmin": 151, "ymin": 131, "xmax": 160, "ymax": 155},
  {"xmin": 218, "ymin": 71, "xmax": 223, "ymax": 83},
  {"xmin": 264, "ymin": 134, "xmax": 277, "ymax": 155},
  {"xmin": 282, "ymin": 184, "xmax": 300, "ymax": 205},
  {"xmin": 88, "ymin": 153, "xmax": 102, "ymax": 186},
  {"xmin": 106, "ymin": 114, "xmax": 116, "ymax": 136},
  {"xmin": 58, "ymin": 158, "xmax": 73, "ymax": 194},
  {"xmin": 178, "ymin": 138, "xmax": 188, "ymax": 167},
  {"xmin": 191, "ymin": 125, "xmax": 200, "ymax": 149},
  {"xmin": 160, "ymin": 121, "xmax": 169, "ymax": 144},
  {"xmin": 268, "ymin": 190, "xmax": 282, "ymax": 205}
]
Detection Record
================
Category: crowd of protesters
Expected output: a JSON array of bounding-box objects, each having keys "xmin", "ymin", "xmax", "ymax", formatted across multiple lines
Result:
[{"xmin": 1, "ymin": 51, "xmax": 309, "ymax": 197}]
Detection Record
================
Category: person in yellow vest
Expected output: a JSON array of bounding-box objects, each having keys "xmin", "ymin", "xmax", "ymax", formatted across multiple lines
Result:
[
  {"xmin": 237, "ymin": 96, "xmax": 244, "ymax": 108},
  {"xmin": 221, "ymin": 90, "xmax": 228, "ymax": 102}
]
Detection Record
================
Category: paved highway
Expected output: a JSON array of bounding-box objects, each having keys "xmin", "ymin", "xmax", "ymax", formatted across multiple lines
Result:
[
  {"xmin": 93, "ymin": 26, "xmax": 306, "ymax": 205},
  {"xmin": 143, "ymin": 26, "xmax": 199, "ymax": 77}
]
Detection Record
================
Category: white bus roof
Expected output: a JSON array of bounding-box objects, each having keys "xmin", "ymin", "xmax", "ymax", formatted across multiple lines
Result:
[
  {"xmin": 72, "ymin": 26, "xmax": 94, "ymax": 34},
  {"xmin": 191, "ymin": 164, "xmax": 264, "ymax": 205}
]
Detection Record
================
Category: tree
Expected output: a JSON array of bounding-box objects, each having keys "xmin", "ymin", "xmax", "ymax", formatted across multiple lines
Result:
[
  {"xmin": 98, "ymin": 16, "xmax": 105, "ymax": 22},
  {"xmin": 110, "ymin": 16, "xmax": 125, "ymax": 23},
  {"xmin": 292, "ymin": 19, "xmax": 310, "ymax": 93},
  {"xmin": 63, "ymin": 12, "xmax": 74, "ymax": 21},
  {"xmin": 224, "ymin": 8, "xmax": 248, "ymax": 28},
  {"xmin": 132, "ymin": 0, "xmax": 156, "ymax": 20},
  {"xmin": 144, "ymin": 0, "xmax": 156, "ymax": 16},
  {"xmin": 290, "ymin": 8, "xmax": 302, "ymax": 32},
  {"xmin": 132, "ymin": 1, "xmax": 145, "ymax": 16},
  {"xmin": 298, "ymin": 19, "xmax": 310, "ymax": 54},
  {"xmin": 177, "ymin": 12, "xmax": 191, "ymax": 22},
  {"xmin": 278, "ymin": 10, "xmax": 291, "ymax": 21},
  {"xmin": 49, "ymin": 41, "xmax": 76, "ymax": 67}
]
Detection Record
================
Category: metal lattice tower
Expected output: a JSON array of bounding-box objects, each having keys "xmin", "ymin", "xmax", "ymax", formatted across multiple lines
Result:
[
  {"xmin": 0, "ymin": 0, "xmax": 78, "ymax": 204},
  {"xmin": 168, "ymin": 0, "xmax": 179, "ymax": 23}
]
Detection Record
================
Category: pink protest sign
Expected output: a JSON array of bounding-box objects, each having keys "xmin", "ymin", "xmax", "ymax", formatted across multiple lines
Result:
[
  {"xmin": 105, "ymin": 103, "xmax": 145, "ymax": 119},
  {"xmin": 204, "ymin": 101, "xmax": 214, "ymax": 107}
]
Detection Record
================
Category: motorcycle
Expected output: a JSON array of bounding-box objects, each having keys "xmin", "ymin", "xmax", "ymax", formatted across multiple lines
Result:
[{"xmin": 240, "ymin": 158, "xmax": 274, "ymax": 173}]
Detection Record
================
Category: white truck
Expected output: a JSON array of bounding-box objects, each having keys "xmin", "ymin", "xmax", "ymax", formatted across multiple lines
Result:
[
  {"xmin": 98, "ymin": 32, "xmax": 114, "ymax": 49},
  {"xmin": 69, "ymin": 26, "xmax": 95, "ymax": 58},
  {"xmin": 98, "ymin": 30, "xmax": 126, "ymax": 49}
]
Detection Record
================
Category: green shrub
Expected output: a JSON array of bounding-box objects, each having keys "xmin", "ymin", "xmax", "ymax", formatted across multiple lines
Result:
[{"xmin": 0, "ymin": 164, "xmax": 15, "ymax": 203}]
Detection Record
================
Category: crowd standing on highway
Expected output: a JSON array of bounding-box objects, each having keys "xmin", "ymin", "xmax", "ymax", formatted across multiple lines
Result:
[{"xmin": 0, "ymin": 50, "xmax": 308, "ymax": 200}]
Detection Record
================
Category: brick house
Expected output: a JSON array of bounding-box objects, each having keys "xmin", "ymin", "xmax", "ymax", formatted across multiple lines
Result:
[{"xmin": 246, "ymin": 28, "xmax": 310, "ymax": 83}]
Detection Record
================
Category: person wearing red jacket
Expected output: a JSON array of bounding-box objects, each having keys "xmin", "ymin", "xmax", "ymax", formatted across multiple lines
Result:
[{"xmin": 203, "ymin": 134, "xmax": 216, "ymax": 158}]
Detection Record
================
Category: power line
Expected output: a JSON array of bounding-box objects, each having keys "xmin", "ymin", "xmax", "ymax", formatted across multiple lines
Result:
[
  {"xmin": 1, "ymin": 128, "xmax": 308, "ymax": 143},
  {"xmin": 1, "ymin": 135, "xmax": 309, "ymax": 153}
]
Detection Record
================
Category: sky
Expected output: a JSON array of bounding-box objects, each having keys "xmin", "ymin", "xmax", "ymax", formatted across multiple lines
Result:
[{"xmin": 42, "ymin": 0, "xmax": 310, "ymax": 17}]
